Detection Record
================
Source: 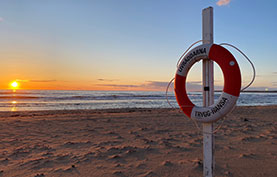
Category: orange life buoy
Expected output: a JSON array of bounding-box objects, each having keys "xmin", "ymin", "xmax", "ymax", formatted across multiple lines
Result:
[{"xmin": 174, "ymin": 43, "xmax": 241, "ymax": 123}]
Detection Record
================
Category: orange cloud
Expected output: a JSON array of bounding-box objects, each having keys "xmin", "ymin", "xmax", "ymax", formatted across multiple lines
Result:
[
  {"xmin": 216, "ymin": 0, "xmax": 231, "ymax": 6},
  {"xmin": 98, "ymin": 80, "xmax": 204, "ymax": 91}
]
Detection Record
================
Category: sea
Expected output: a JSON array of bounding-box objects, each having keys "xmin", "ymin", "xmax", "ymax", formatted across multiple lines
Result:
[{"xmin": 0, "ymin": 90, "xmax": 276, "ymax": 112}]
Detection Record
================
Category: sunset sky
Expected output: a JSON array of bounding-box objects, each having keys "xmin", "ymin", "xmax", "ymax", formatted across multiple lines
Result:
[{"xmin": 0, "ymin": 0, "xmax": 276, "ymax": 91}]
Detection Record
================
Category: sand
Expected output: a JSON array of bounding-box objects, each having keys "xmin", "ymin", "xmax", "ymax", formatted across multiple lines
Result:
[{"xmin": 0, "ymin": 106, "xmax": 276, "ymax": 177}]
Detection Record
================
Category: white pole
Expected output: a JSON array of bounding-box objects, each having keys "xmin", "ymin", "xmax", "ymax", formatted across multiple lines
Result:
[{"xmin": 202, "ymin": 7, "xmax": 214, "ymax": 177}]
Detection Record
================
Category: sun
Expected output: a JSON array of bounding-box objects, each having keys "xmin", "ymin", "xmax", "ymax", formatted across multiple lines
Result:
[{"xmin": 10, "ymin": 81, "xmax": 19, "ymax": 89}]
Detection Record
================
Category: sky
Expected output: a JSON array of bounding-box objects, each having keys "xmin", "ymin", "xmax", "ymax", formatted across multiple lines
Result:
[{"xmin": 0, "ymin": 0, "xmax": 276, "ymax": 91}]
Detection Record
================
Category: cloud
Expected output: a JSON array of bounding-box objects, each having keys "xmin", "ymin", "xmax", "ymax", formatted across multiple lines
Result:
[
  {"xmin": 29, "ymin": 80, "xmax": 56, "ymax": 83},
  {"xmin": 98, "ymin": 78, "xmax": 117, "ymax": 82},
  {"xmin": 98, "ymin": 84, "xmax": 140, "ymax": 88},
  {"xmin": 144, "ymin": 81, "xmax": 169, "ymax": 88},
  {"xmin": 147, "ymin": 80, "xmax": 225, "ymax": 91},
  {"xmin": 98, "ymin": 81, "xmax": 167, "ymax": 90},
  {"xmin": 15, "ymin": 79, "xmax": 56, "ymax": 83},
  {"xmin": 98, "ymin": 80, "xmax": 204, "ymax": 91},
  {"xmin": 146, "ymin": 80, "xmax": 203, "ymax": 91},
  {"xmin": 99, "ymin": 81, "xmax": 170, "ymax": 90},
  {"xmin": 0, "ymin": 17, "xmax": 3, "ymax": 22},
  {"xmin": 15, "ymin": 79, "xmax": 29, "ymax": 82},
  {"xmin": 98, "ymin": 80, "xmax": 226, "ymax": 91},
  {"xmin": 216, "ymin": 0, "xmax": 231, "ymax": 6},
  {"xmin": 186, "ymin": 81, "xmax": 203, "ymax": 91}
]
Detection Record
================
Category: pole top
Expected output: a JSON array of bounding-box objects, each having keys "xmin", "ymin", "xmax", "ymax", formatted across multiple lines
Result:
[
  {"xmin": 202, "ymin": 6, "xmax": 214, "ymax": 44},
  {"xmin": 202, "ymin": 6, "xmax": 213, "ymax": 12}
]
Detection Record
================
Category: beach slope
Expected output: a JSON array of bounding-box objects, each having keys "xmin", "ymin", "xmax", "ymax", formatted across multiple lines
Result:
[{"xmin": 0, "ymin": 106, "xmax": 276, "ymax": 177}]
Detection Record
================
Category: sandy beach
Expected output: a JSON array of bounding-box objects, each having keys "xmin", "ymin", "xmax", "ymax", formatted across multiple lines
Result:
[{"xmin": 0, "ymin": 106, "xmax": 276, "ymax": 177}]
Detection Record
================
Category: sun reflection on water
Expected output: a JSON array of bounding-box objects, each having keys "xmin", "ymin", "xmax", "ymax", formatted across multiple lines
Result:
[{"xmin": 11, "ymin": 100, "xmax": 17, "ymax": 111}]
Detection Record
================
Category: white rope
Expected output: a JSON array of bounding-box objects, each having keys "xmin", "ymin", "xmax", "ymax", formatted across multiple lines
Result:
[
  {"xmin": 191, "ymin": 104, "xmax": 237, "ymax": 135},
  {"xmin": 167, "ymin": 40, "xmax": 205, "ymax": 108},
  {"xmin": 219, "ymin": 43, "xmax": 256, "ymax": 92},
  {"xmin": 165, "ymin": 77, "xmax": 175, "ymax": 109},
  {"xmin": 176, "ymin": 40, "xmax": 205, "ymax": 68},
  {"xmin": 166, "ymin": 41, "xmax": 256, "ymax": 134},
  {"xmin": 165, "ymin": 77, "xmax": 196, "ymax": 109}
]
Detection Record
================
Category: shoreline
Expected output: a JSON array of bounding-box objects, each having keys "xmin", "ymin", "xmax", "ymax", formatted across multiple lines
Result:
[
  {"xmin": 0, "ymin": 105, "xmax": 276, "ymax": 177},
  {"xmin": 1, "ymin": 104, "xmax": 276, "ymax": 114}
]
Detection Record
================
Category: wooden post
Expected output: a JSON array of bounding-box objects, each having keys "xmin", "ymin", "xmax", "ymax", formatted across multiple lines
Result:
[{"xmin": 202, "ymin": 7, "xmax": 215, "ymax": 177}]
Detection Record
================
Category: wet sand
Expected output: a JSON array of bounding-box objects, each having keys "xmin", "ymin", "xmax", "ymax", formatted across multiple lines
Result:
[{"xmin": 0, "ymin": 106, "xmax": 276, "ymax": 177}]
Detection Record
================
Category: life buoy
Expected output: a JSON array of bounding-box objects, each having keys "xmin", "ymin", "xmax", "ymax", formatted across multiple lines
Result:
[{"xmin": 174, "ymin": 43, "xmax": 241, "ymax": 123}]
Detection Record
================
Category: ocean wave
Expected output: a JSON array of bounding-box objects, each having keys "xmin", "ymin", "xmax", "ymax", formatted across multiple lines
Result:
[
  {"xmin": 45, "ymin": 94, "xmax": 171, "ymax": 101},
  {"xmin": 0, "ymin": 90, "xmax": 276, "ymax": 111},
  {"xmin": 0, "ymin": 96, "xmax": 39, "ymax": 99}
]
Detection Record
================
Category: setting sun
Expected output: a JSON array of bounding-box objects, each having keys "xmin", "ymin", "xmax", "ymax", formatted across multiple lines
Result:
[{"xmin": 10, "ymin": 81, "xmax": 19, "ymax": 89}]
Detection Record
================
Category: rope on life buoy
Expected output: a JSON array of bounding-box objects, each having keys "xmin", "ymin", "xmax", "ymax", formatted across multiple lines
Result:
[
  {"xmin": 219, "ymin": 43, "xmax": 256, "ymax": 92},
  {"xmin": 165, "ymin": 40, "xmax": 256, "ymax": 134}
]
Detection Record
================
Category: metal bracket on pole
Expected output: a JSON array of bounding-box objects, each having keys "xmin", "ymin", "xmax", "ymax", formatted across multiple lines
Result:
[{"xmin": 202, "ymin": 7, "xmax": 215, "ymax": 177}]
